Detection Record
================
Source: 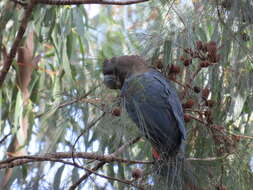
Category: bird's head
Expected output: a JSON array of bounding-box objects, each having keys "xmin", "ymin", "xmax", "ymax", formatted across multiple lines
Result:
[{"xmin": 103, "ymin": 55, "xmax": 147, "ymax": 89}]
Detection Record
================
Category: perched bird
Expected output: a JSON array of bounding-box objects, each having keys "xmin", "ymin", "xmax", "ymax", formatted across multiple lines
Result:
[{"xmin": 103, "ymin": 55, "xmax": 186, "ymax": 180}]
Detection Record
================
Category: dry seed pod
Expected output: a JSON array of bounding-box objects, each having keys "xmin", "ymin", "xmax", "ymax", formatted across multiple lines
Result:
[
  {"xmin": 213, "ymin": 54, "xmax": 220, "ymax": 63},
  {"xmin": 179, "ymin": 55, "xmax": 185, "ymax": 61},
  {"xmin": 132, "ymin": 168, "xmax": 143, "ymax": 179},
  {"xmin": 200, "ymin": 61, "xmax": 210, "ymax": 68},
  {"xmin": 193, "ymin": 86, "xmax": 201, "ymax": 93},
  {"xmin": 207, "ymin": 115, "xmax": 213, "ymax": 124},
  {"xmin": 111, "ymin": 107, "xmax": 121, "ymax": 116},
  {"xmin": 208, "ymin": 41, "xmax": 217, "ymax": 47},
  {"xmin": 204, "ymin": 110, "xmax": 212, "ymax": 117},
  {"xmin": 212, "ymin": 125, "xmax": 224, "ymax": 131},
  {"xmin": 184, "ymin": 114, "xmax": 191, "ymax": 123},
  {"xmin": 196, "ymin": 40, "xmax": 203, "ymax": 50},
  {"xmin": 169, "ymin": 64, "xmax": 180, "ymax": 74},
  {"xmin": 184, "ymin": 48, "xmax": 191, "ymax": 54},
  {"xmin": 183, "ymin": 59, "xmax": 192, "ymax": 66},
  {"xmin": 202, "ymin": 43, "xmax": 208, "ymax": 53},
  {"xmin": 232, "ymin": 135, "xmax": 241, "ymax": 142},
  {"xmin": 182, "ymin": 99, "xmax": 195, "ymax": 109}
]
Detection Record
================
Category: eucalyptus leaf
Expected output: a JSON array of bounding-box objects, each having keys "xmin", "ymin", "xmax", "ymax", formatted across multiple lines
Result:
[{"xmin": 53, "ymin": 165, "xmax": 65, "ymax": 190}]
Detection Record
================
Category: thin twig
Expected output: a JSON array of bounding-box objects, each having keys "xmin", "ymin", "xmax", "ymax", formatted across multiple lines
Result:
[
  {"xmin": 71, "ymin": 113, "xmax": 105, "ymax": 168},
  {"xmin": 57, "ymin": 85, "xmax": 101, "ymax": 110},
  {"xmin": 56, "ymin": 159, "xmax": 144, "ymax": 189},
  {"xmin": 73, "ymin": 163, "xmax": 142, "ymax": 189},
  {"xmin": 0, "ymin": 133, "xmax": 11, "ymax": 144},
  {"xmin": 0, "ymin": 0, "xmax": 37, "ymax": 88},
  {"xmin": 190, "ymin": 66, "xmax": 202, "ymax": 83},
  {"xmin": 69, "ymin": 137, "xmax": 141, "ymax": 190},
  {"xmin": 37, "ymin": 0, "xmax": 149, "ymax": 5},
  {"xmin": 0, "ymin": 150, "xmax": 234, "ymax": 169},
  {"xmin": 187, "ymin": 153, "xmax": 230, "ymax": 161},
  {"xmin": 0, "ymin": 151, "xmax": 152, "ymax": 169},
  {"xmin": 230, "ymin": 133, "xmax": 253, "ymax": 140},
  {"xmin": 188, "ymin": 114, "xmax": 208, "ymax": 125},
  {"xmin": 170, "ymin": 77, "xmax": 194, "ymax": 92},
  {"xmin": 11, "ymin": 0, "xmax": 27, "ymax": 6},
  {"xmin": 0, "ymin": 156, "xmax": 144, "ymax": 189},
  {"xmin": 35, "ymin": 84, "xmax": 101, "ymax": 118}
]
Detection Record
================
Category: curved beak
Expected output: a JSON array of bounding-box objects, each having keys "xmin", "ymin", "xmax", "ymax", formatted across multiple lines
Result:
[{"xmin": 103, "ymin": 75, "xmax": 121, "ymax": 89}]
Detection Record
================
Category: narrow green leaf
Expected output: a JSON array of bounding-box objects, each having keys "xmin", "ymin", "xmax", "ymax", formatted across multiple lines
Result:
[
  {"xmin": 0, "ymin": 90, "xmax": 2, "ymax": 131},
  {"xmin": 197, "ymin": 27, "xmax": 207, "ymax": 42},
  {"xmin": 44, "ymin": 8, "xmax": 56, "ymax": 27},
  {"xmin": 53, "ymin": 165, "xmax": 65, "ymax": 190},
  {"xmin": 73, "ymin": 8, "xmax": 85, "ymax": 36},
  {"xmin": 29, "ymin": 75, "xmax": 40, "ymax": 103},
  {"xmin": 164, "ymin": 40, "xmax": 172, "ymax": 65},
  {"xmin": 62, "ymin": 50, "xmax": 74, "ymax": 82},
  {"xmin": 78, "ymin": 35, "xmax": 85, "ymax": 64},
  {"xmin": 13, "ymin": 91, "xmax": 23, "ymax": 134},
  {"xmin": 66, "ymin": 32, "xmax": 74, "ymax": 61},
  {"xmin": 22, "ymin": 165, "xmax": 28, "ymax": 179},
  {"xmin": 71, "ymin": 167, "xmax": 79, "ymax": 183},
  {"xmin": 53, "ymin": 76, "xmax": 62, "ymax": 103}
]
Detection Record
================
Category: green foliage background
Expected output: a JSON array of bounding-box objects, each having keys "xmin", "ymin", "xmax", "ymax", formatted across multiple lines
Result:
[{"xmin": 0, "ymin": 0, "xmax": 253, "ymax": 189}]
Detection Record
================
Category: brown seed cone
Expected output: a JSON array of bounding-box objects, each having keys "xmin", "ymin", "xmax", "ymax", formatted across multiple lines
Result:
[
  {"xmin": 232, "ymin": 134, "xmax": 241, "ymax": 142},
  {"xmin": 206, "ymin": 41, "xmax": 218, "ymax": 63},
  {"xmin": 132, "ymin": 168, "xmax": 143, "ymax": 179},
  {"xmin": 195, "ymin": 40, "xmax": 203, "ymax": 50},
  {"xmin": 182, "ymin": 99, "xmax": 195, "ymax": 109},
  {"xmin": 200, "ymin": 61, "xmax": 210, "ymax": 68},
  {"xmin": 208, "ymin": 41, "xmax": 217, "ymax": 47},
  {"xmin": 183, "ymin": 59, "xmax": 192, "ymax": 66},
  {"xmin": 214, "ymin": 54, "xmax": 220, "ymax": 63},
  {"xmin": 184, "ymin": 48, "xmax": 191, "ymax": 54},
  {"xmin": 111, "ymin": 107, "xmax": 121, "ymax": 116},
  {"xmin": 193, "ymin": 86, "xmax": 201, "ymax": 93},
  {"xmin": 202, "ymin": 43, "xmax": 208, "ymax": 53},
  {"xmin": 169, "ymin": 64, "xmax": 180, "ymax": 74},
  {"xmin": 204, "ymin": 110, "xmax": 212, "ymax": 117},
  {"xmin": 179, "ymin": 55, "xmax": 185, "ymax": 61},
  {"xmin": 184, "ymin": 114, "xmax": 191, "ymax": 123},
  {"xmin": 207, "ymin": 115, "xmax": 213, "ymax": 124}
]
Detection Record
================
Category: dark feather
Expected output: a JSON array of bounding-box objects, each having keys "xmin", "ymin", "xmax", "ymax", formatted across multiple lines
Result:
[{"xmin": 121, "ymin": 68, "xmax": 186, "ymax": 158}]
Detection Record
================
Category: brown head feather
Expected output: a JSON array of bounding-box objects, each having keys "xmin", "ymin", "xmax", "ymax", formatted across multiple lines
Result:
[{"xmin": 103, "ymin": 55, "xmax": 148, "ymax": 89}]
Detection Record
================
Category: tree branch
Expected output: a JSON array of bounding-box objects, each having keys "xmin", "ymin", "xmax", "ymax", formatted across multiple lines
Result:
[
  {"xmin": 52, "ymin": 159, "xmax": 144, "ymax": 189},
  {"xmin": 0, "ymin": 0, "xmax": 37, "ymax": 88},
  {"xmin": 0, "ymin": 149, "xmax": 234, "ymax": 169},
  {"xmin": 0, "ymin": 151, "xmax": 152, "ymax": 169},
  {"xmin": 69, "ymin": 137, "xmax": 141, "ymax": 190},
  {"xmin": 0, "ymin": 133, "xmax": 11, "ymax": 144},
  {"xmin": 37, "ymin": 0, "xmax": 149, "ymax": 5}
]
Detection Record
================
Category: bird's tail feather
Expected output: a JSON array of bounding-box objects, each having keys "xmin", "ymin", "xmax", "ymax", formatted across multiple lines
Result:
[{"xmin": 153, "ymin": 155, "xmax": 196, "ymax": 190}]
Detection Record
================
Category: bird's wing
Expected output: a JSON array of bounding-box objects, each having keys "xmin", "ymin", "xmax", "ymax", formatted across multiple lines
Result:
[
  {"xmin": 152, "ymin": 71, "xmax": 186, "ymax": 140},
  {"xmin": 122, "ymin": 69, "xmax": 186, "ymax": 141}
]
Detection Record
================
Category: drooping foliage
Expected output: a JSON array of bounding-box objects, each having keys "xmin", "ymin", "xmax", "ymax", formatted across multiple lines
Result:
[{"xmin": 0, "ymin": 0, "xmax": 252, "ymax": 189}]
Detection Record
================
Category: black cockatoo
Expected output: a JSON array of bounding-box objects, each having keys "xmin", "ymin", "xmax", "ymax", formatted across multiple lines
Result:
[{"xmin": 103, "ymin": 55, "xmax": 186, "ymax": 169}]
